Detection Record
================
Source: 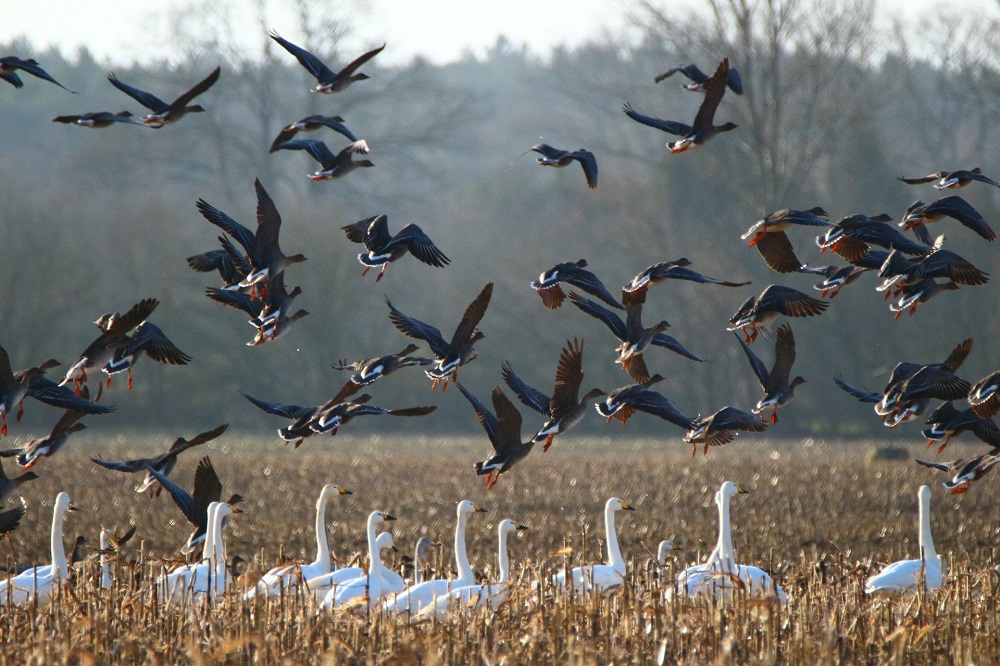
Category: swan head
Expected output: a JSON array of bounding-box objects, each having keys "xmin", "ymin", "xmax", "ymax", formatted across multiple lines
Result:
[
  {"xmin": 498, "ymin": 519, "xmax": 529, "ymax": 536},
  {"xmin": 606, "ymin": 498, "xmax": 635, "ymax": 512},
  {"xmin": 718, "ymin": 482, "xmax": 749, "ymax": 500},
  {"xmin": 919, "ymin": 484, "xmax": 931, "ymax": 505},
  {"xmin": 370, "ymin": 510, "xmax": 397, "ymax": 526},
  {"xmin": 215, "ymin": 502, "xmax": 243, "ymax": 522},
  {"xmin": 375, "ymin": 532, "xmax": 398, "ymax": 554},
  {"xmin": 657, "ymin": 540, "xmax": 682, "ymax": 563},
  {"xmin": 321, "ymin": 483, "xmax": 352, "ymax": 500},
  {"xmin": 458, "ymin": 500, "xmax": 487, "ymax": 517},
  {"xmin": 54, "ymin": 492, "xmax": 78, "ymax": 514}
]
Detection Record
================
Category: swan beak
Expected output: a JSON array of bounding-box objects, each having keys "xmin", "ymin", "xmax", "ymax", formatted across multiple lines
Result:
[
  {"xmin": 67, "ymin": 503, "xmax": 80, "ymax": 512},
  {"xmin": 337, "ymin": 487, "xmax": 353, "ymax": 495},
  {"xmin": 381, "ymin": 513, "xmax": 397, "ymax": 521},
  {"xmin": 232, "ymin": 506, "xmax": 245, "ymax": 514},
  {"xmin": 736, "ymin": 485, "xmax": 750, "ymax": 494},
  {"xmin": 390, "ymin": 545, "xmax": 399, "ymax": 553},
  {"xmin": 620, "ymin": 502, "xmax": 635, "ymax": 511},
  {"xmin": 473, "ymin": 504, "xmax": 487, "ymax": 513},
  {"xmin": 516, "ymin": 524, "xmax": 529, "ymax": 531}
]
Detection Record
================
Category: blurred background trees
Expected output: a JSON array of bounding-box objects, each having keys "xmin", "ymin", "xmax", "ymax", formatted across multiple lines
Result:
[{"xmin": 1, "ymin": 0, "xmax": 998, "ymax": 444}]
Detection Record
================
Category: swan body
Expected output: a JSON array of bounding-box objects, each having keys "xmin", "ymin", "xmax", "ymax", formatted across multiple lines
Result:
[
  {"xmin": 384, "ymin": 500, "xmax": 486, "ymax": 616},
  {"xmin": 419, "ymin": 519, "xmax": 528, "ymax": 619},
  {"xmin": 552, "ymin": 498, "xmax": 633, "ymax": 596},
  {"xmin": 245, "ymin": 483, "xmax": 351, "ymax": 600},
  {"xmin": 318, "ymin": 511, "xmax": 395, "ymax": 611},
  {"xmin": 305, "ymin": 532, "xmax": 395, "ymax": 600},
  {"xmin": 163, "ymin": 502, "xmax": 240, "ymax": 603},
  {"xmin": 0, "ymin": 492, "xmax": 76, "ymax": 606},
  {"xmin": 865, "ymin": 485, "xmax": 942, "ymax": 594}
]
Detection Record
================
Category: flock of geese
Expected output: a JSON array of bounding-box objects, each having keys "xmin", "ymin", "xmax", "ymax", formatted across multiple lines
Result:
[{"xmin": 0, "ymin": 40, "xmax": 994, "ymax": 614}]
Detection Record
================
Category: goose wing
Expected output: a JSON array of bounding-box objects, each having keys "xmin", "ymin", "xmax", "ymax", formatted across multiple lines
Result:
[
  {"xmin": 500, "ymin": 362, "xmax": 550, "ymax": 416},
  {"xmin": 622, "ymin": 103, "xmax": 692, "ymax": 136},
  {"xmin": 107, "ymin": 73, "xmax": 168, "ymax": 112},
  {"xmin": 269, "ymin": 31, "xmax": 336, "ymax": 83},
  {"xmin": 386, "ymin": 298, "xmax": 450, "ymax": 358},
  {"xmin": 390, "ymin": 224, "xmax": 451, "ymax": 267}
]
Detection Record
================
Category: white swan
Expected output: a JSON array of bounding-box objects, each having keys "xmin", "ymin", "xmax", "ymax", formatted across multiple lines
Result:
[
  {"xmin": 656, "ymin": 540, "xmax": 682, "ymax": 565},
  {"xmin": 318, "ymin": 511, "xmax": 396, "ymax": 611},
  {"xmin": 163, "ymin": 501, "xmax": 241, "ymax": 603},
  {"xmin": 384, "ymin": 500, "xmax": 487, "ymax": 616},
  {"xmin": 0, "ymin": 491, "xmax": 76, "ymax": 606},
  {"xmin": 865, "ymin": 485, "xmax": 942, "ymax": 594},
  {"xmin": 419, "ymin": 518, "xmax": 527, "ymax": 619},
  {"xmin": 245, "ymin": 483, "xmax": 351, "ymax": 600},
  {"xmin": 674, "ymin": 482, "xmax": 787, "ymax": 603},
  {"xmin": 551, "ymin": 497, "xmax": 634, "ymax": 596},
  {"xmin": 305, "ymin": 531, "xmax": 396, "ymax": 600}
]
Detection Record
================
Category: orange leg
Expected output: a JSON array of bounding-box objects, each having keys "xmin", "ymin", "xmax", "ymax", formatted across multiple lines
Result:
[
  {"xmin": 127, "ymin": 368, "xmax": 133, "ymax": 390},
  {"xmin": 1, "ymin": 413, "xmax": 6, "ymax": 436},
  {"xmin": 820, "ymin": 289, "xmax": 829, "ymax": 298},
  {"xmin": 908, "ymin": 306, "xmax": 917, "ymax": 317},
  {"xmin": 430, "ymin": 378, "xmax": 441, "ymax": 391},
  {"xmin": 894, "ymin": 311, "xmax": 903, "ymax": 320},
  {"xmin": 703, "ymin": 444, "xmax": 709, "ymax": 456},
  {"xmin": 690, "ymin": 444, "xmax": 697, "ymax": 457},
  {"xmin": 936, "ymin": 434, "xmax": 952, "ymax": 454},
  {"xmin": 375, "ymin": 265, "xmax": 387, "ymax": 282},
  {"xmin": 830, "ymin": 288, "xmax": 841, "ymax": 299},
  {"xmin": 770, "ymin": 412, "xmax": 778, "ymax": 424},
  {"xmin": 543, "ymin": 435, "xmax": 555, "ymax": 452},
  {"xmin": 361, "ymin": 266, "xmax": 371, "ymax": 277},
  {"xmin": 16, "ymin": 401, "xmax": 24, "ymax": 421}
]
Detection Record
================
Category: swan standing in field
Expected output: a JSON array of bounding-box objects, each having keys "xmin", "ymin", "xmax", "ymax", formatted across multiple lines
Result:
[
  {"xmin": 674, "ymin": 483, "xmax": 787, "ymax": 603},
  {"xmin": 318, "ymin": 511, "xmax": 396, "ymax": 611},
  {"xmin": 245, "ymin": 483, "xmax": 351, "ymax": 600},
  {"xmin": 551, "ymin": 498, "xmax": 634, "ymax": 596},
  {"xmin": 384, "ymin": 500, "xmax": 487, "ymax": 616},
  {"xmin": 419, "ymin": 518, "xmax": 528, "ymax": 619},
  {"xmin": 163, "ymin": 501, "xmax": 242, "ymax": 603},
  {"xmin": 305, "ymin": 532, "xmax": 396, "ymax": 600},
  {"xmin": 865, "ymin": 485, "xmax": 942, "ymax": 595},
  {"xmin": 0, "ymin": 491, "xmax": 77, "ymax": 606}
]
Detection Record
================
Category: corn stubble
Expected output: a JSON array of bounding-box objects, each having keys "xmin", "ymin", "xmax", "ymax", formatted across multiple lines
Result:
[{"xmin": 2, "ymin": 434, "xmax": 1000, "ymax": 663}]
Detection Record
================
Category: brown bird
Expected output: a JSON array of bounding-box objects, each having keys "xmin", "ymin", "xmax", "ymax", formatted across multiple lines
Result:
[
  {"xmin": 726, "ymin": 285, "xmax": 828, "ymax": 343},
  {"xmin": 734, "ymin": 323, "xmax": 805, "ymax": 423},
  {"xmin": 269, "ymin": 32, "xmax": 385, "ymax": 94},
  {"xmin": 742, "ymin": 207, "xmax": 830, "ymax": 273}
]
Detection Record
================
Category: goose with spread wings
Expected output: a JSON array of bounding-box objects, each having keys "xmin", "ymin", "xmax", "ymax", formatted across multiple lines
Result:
[
  {"xmin": 727, "ymin": 285, "xmax": 828, "ymax": 344},
  {"xmin": 342, "ymin": 214, "xmax": 449, "ymax": 281},
  {"xmin": 501, "ymin": 339, "xmax": 605, "ymax": 451},
  {"xmin": 742, "ymin": 207, "xmax": 831, "ymax": 273},
  {"xmin": 456, "ymin": 383, "xmax": 533, "ymax": 490},
  {"xmin": 530, "ymin": 259, "xmax": 622, "ymax": 310},
  {"xmin": 528, "ymin": 144, "xmax": 598, "ymax": 189},
  {"xmin": 1, "ymin": 56, "xmax": 74, "ymax": 92},
  {"xmin": 387, "ymin": 283, "xmax": 493, "ymax": 390},
  {"xmin": 269, "ymin": 115, "xmax": 369, "ymax": 153},
  {"xmin": 595, "ymin": 375, "xmax": 695, "ymax": 430},
  {"xmin": 91, "ymin": 424, "xmax": 228, "ymax": 496},
  {"xmin": 269, "ymin": 31, "xmax": 385, "ymax": 94},
  {"xmin": 624, "ymin": 59, "xmax": 737, "ymax": 153},
  {"xmin": 272, "ymin": 139, "xmax": 374, "ymax": 181},
  {"xmin": 734, "ymin": 323, "xmax": 804, "ymax": 423},
  {"xmin": 898, "ymin": 168, "xmax": 1000, "ymax": 190},
  {"xmin": 655, "ymin": 62, "xmax": 743, "ymax": 94},
  {"xmin": 107, "ymin": 67, "xmax": 220, "ymax": 126}
]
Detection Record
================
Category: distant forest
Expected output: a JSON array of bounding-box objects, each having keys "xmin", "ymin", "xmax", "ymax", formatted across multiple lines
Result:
[{"xmin": 2, "ymin": 0, "xmax": 999, "ymax": 445}]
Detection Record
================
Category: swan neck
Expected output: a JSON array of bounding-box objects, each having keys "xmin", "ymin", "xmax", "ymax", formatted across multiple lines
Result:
[
  {"xmin": 51, "ymin": 501, "xmax": 69, "ymax": 578},
  {"xmin": 414, "ymin": 544, "xmax": 424, "ymax": 584},
  {"xmin": 315, "ymin": 492, "xmax": 330, "ymax": 569},
  {"xmin": 455, "ymin": 509, "xmax": 474, "ymax": 582},
  {"xmin": 605, "ymin": 504, "xmax": 625, "ymax": 570},
  {"xmin": 919, "ymin": 493, "xmax": 937, "ymax": 561},
  {"xmin": 100, "ymin": 531, "xmax": 112, "ymax": 588},
  {"xmin": 498, "ymin": 529, "xmax": 511, "ymax": 583},
  {"xmin": 366, "ymin": 516, "xmax": 381, "ymax": 579},
  {"xmin": 213, "ymin": 506, "xmax": 226, "ymax": 575}
]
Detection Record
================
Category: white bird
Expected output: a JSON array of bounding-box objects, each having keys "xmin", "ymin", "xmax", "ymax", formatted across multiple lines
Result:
[
  {"xmin": 163, "ymin": 501, "xmax": 241, "ymax": 604},
  {"xmin": 673, "ymin": 482, "xmax": 787, "ymax": 602},
  {"xmin": 0, "ymin": 491, "xmax": 77, "ymax": 606},
  {"xmin": 100, "ymin": 527, "xmax": 114, "ymax": 589},
  {"xmin": 657, "ymin": 540, "xmax": 683, "ymax": 564},
  {"xmin": 383, "ymin": 500, "xmax": 487, "ymax": 616},
  {"xmin": 419, "ymin": 518, "xmax": 528, "ymax": 619},
  {"xmin": 865, "ymin": 485, "xmax": 942, "ymax": 595},
  {"xmin": 244, "ymin": 483, "xmax": 351, "ymax": 600},
  {"xmin": 318, "ymin": 511, "xmax": 396, "ymax": 611},
  {"xmin": 305, "ymin": 531, "xmax": 395, "ymax": 600},
  {"xmin": 551, "ymin": 497, "xmax": 634, "ymax": 596}
]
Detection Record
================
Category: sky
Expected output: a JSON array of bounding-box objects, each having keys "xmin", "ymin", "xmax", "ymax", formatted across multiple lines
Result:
[{"xmin": 3, "ymin": 0, "xmax": 997, "ymax": 67}]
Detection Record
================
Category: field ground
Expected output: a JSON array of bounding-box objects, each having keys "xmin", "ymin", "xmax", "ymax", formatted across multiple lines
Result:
[{"xmin": 2, "ymin": 434, "xmax": 1000, "ymax": 664}]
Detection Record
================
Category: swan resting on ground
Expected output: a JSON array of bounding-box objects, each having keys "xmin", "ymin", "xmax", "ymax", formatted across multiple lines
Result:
[
  {"xmin": 0, "ymin": 491, "xmax": 76, "ymax": 606},
  {"xmin": 672, "ymin": 482, "xmax": 788, "ymax": 603},
  {"xmin": 551, "ymin": 497, "xmax": 634, "ymax": 596},
  {"xmin": 317, "ymin": 510, "xmax": 395, "ymax": 611},
  {"xmin": 419, "ymin": 518, "xmax": 528, "ymax": 619},
  {"xmin": 384, "ymin": 500, "xmax": 486, "ymax": 616},
  {"xmin": 245, "ymin": 483, "xmax": 351, "ymax": 600},
  {"xmin": 865, "ymin": 485, "xmax": 942, "ymax": 595}
]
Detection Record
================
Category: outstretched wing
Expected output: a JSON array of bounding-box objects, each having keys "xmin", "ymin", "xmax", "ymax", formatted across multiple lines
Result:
[
  {"xmin": 622, "ymin": 103, "xmax": 691, "ymax": 136},
  {"xmin": 107, "ymin": 73, "xmax": 168, "ymax": 112},
  {"xmin": 391, "ymin": 224, "xmax": 451, "ymax": 268},
  {"xmin": 239, "ymin": 390, "xmax": 314, "ymax": 420},
  {"xmin": 269, "ymin": 31, "xmax": 336, "ymax": 83},
  {"xmin": 501, "ymin": 362, "xmax": 550, "ymax": 416},
  {"xmin": 386, "ymin": 298, "xmax": 449, "ymax": 357},
  {"xmin": 456, "ymin": 382, "xmax": 498, "ymax": 444}
]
